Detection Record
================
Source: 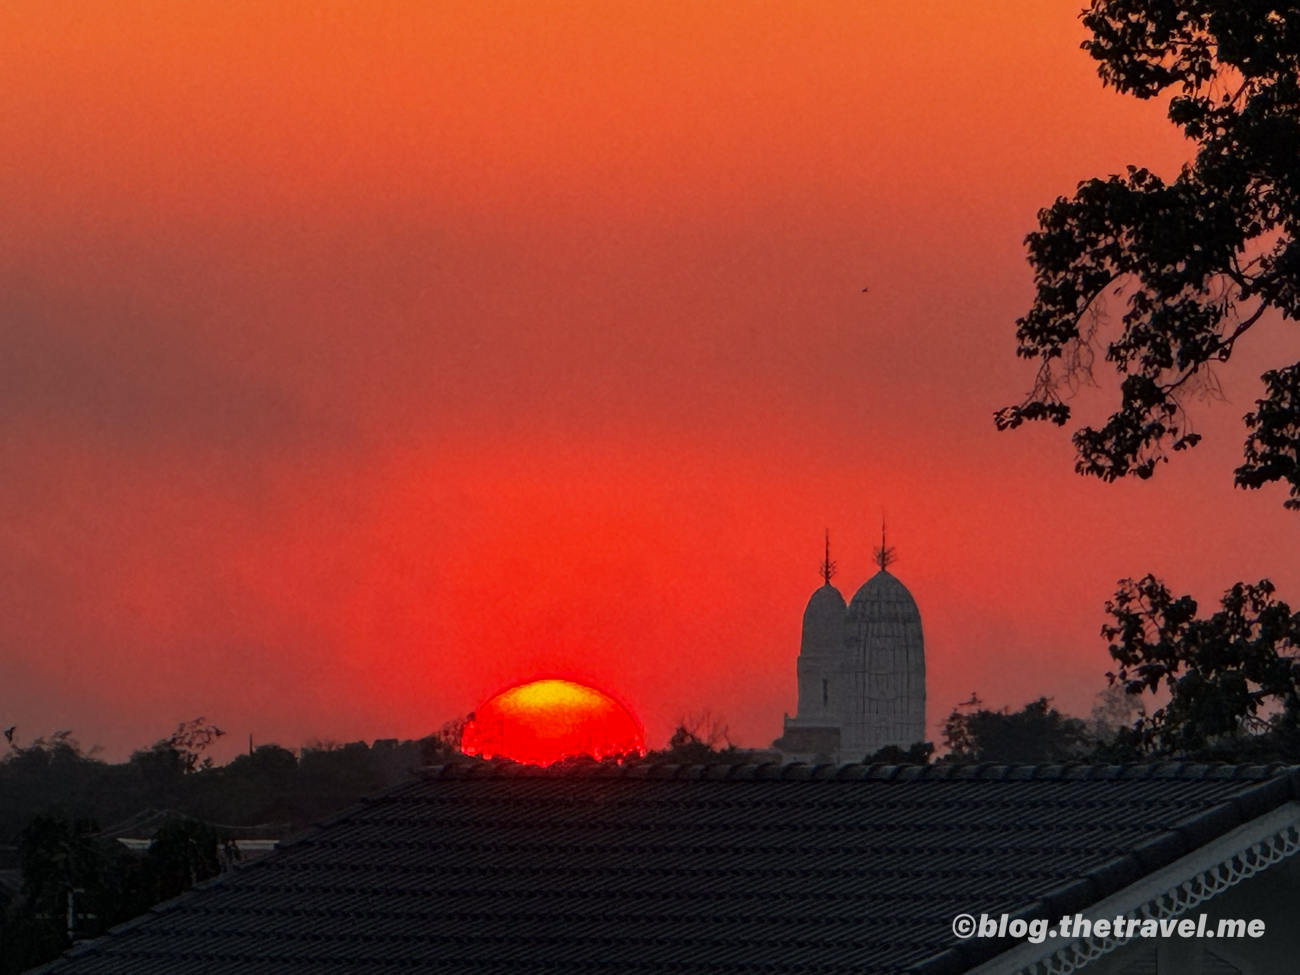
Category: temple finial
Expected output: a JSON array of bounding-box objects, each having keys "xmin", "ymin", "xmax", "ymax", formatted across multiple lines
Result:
[
  {"xmin": 820, "ymin": 529, "xmax": 836, "ymax": 584},
  {"xmin": 873, "ymin": 513, "xmax": 897, "ymax": 571}
]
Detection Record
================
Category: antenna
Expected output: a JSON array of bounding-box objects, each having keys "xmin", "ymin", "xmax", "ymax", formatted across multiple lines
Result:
[
  {"xmin": 873, "ymin": 512, "xmax": 897, "ymax": 570},
  {"xmin": 820, "ymin": 529, "xmax": 836, "ymax": 584}
]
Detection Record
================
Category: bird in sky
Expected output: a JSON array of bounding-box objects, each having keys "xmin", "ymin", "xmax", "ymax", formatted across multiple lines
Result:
[{"xmin": 3, "ymin": 726, "xmax": 15, "ymax": 744}]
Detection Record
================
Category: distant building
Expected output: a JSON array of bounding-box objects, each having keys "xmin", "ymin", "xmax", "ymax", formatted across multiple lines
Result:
[
  {"xmin": 102, "ymin": 809, "xmax": 291, "ymax": 865},
  {"xmin": 774, "ymin": 529, "xmax": 925, "ymax": 763}
]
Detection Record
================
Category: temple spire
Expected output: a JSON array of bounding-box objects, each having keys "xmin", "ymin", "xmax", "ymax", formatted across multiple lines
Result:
[
  {"xmin": 819, "ymin": 529, "xmax": 836, "ymax": 584},
  {"xmin": 873, "ymin": 514, "xmax": 897, "ymax": 571}
]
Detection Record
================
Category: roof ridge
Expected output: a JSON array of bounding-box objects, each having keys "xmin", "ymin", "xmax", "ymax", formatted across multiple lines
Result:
[
  {"xmin": 417, "ymin": 760, "xmax": 1300, "ymax": 782},
  {"xmin": 913, "ymin": 767, "xmax": 1300, "ymax": 974}
]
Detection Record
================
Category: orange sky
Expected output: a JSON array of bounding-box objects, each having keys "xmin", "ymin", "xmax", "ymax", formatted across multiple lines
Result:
[{"xmin": 1, "ymin": 1, "xmax": 1297, "ymax": 761}]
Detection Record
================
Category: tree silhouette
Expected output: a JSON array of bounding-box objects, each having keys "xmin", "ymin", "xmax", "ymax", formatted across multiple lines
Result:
[
  {"xmin": 162, "ymin": 718, "xmax": 226, "ymax": 773},
  {"xmin": 940, "ymin": 696, "xmax": 1091, "ymax": 763},
  {"xmin": 650, "ymin": 711, "xmax": 748, "ymax": 764},
  {"xmin": 864, "ymin": 742, "xmax": 933, "ymax": 765},
  {"xmin": 0, "ymin": 813, "xmax": 226, "ymax": 974},
  {"xmin": 142, "ymin": 816, "xmax": 224, "ymax": 904},
  {"xmin": 994, "ymin": 1, "xmax": 1300, "ymax": 757},
  {"xmin": 1104, "ymin": 575, "xmax": 1300, "ymax": 756},
  {"xmin": 996, "ymin": 1, "xmax": 1300, "ymax": 506}
]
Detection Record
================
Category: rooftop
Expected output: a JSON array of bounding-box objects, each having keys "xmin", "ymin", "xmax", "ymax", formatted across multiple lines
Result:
[{"xmin": 32, "ymin": 761, "xmax": 1300, "ymax": 975}]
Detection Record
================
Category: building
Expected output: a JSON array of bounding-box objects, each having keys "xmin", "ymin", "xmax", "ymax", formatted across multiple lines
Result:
[
  {"xmin": 776, "ymin": 530, "xmax": 926, "ymax": 763},
  {"xmin": 30, "ymin": 761, "xmax": 1300, "ymax": 975},
  {"xmin": 102, "ymin": 809, "xmax": 286, "ymax": 864}
]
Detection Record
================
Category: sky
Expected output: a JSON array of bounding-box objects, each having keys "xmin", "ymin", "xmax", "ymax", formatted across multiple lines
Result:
[{"xmin": 1, "ymin": 1, "xmax": 1297, "ymax": 762}]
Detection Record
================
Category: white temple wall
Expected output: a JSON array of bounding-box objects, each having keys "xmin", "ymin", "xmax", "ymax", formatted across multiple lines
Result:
[{"xmin": 782, "ymin": 566, "xmax": 925, "ymax": 764}]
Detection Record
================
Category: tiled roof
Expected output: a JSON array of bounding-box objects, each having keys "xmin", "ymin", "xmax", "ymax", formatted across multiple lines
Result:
[{"xmin": 34, "ymin": 761, "xmax": 1300, "ymax": 975}]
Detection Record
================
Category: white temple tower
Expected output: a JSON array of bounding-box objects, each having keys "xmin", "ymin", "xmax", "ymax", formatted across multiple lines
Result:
[
  {"xmin": 841, "ymin": 564, "xmax": 926, "ymax": 758},
  {"xmin": 776, "ymin": 527, "xmax": 926, "ymax": 762}
]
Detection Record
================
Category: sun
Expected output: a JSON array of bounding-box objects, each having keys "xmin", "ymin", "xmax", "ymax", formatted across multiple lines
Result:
[{"xmin": 460, "ymin": 678, "xmax": 645, "ymax": 766}]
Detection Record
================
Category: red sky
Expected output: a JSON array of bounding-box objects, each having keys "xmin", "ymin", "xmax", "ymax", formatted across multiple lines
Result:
[{"xmin": 1, "ymin": 1, "xmax": 1297, "ymax": 761}]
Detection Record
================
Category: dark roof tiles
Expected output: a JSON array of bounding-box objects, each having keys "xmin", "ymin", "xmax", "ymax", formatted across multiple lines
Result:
[{"xmin": 33, "ymin": 762, "xmax": 1300, "ymax": 975}]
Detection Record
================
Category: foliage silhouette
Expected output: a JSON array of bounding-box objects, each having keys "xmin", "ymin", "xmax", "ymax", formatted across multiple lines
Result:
[
  {"xmin": 1104, "ymin": 575, "xmax": 1300, "ymax": 757},
  {"xmin": 863, "ymin": 741, "xmax": 934, "ymax": 765},
  {"xmin": 161, "ymin": 718, "xmax": 226, "ymax": 773},
  {"xmin": 649, "ymin": 712, "xmax": 749, "ymax": 765},
  {"xmin": 0, "ymin": 813, "xmax": 226, "ymax": 974},
  {"xmin": 993, "ymin": 1, "xmax": 1300, "ymax": 759},
  {"xmin": 0, "ymin": 725, "xmax": 468, "ymax": 973},
  {"xmin": 0, "ymin": 730, "xmax": 456, "ymax": 849},
  {"xmin": 940, "ymin": 695, "xmax": 1092, "ymax": 763},
  {"xmin": 142, "ymin": 816, "xmax": 225, "ymax": 904},
  {"xmin": 996, "ymin": 0, "xmax": 1300, "ymax": 506}
]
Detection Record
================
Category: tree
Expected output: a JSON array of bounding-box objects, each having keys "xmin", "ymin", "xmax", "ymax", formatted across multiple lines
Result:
[
  {"xmin": 650, "ymin": 711, "xmax": 748, "ymax": 764},
  {"xmin": 16, "ymin": 816, "xmax": 108, "ymax": 932},
  {"xmin": 418, "ymin": 716, "xmax": 469, "ymax": 766},
  {"xmin": 143, "ymin": 816, "xmax": 225, "ymax": 903},
  {"xmin": 993, "ymin": 2, "xmax": 1300, "ymax": 758},
  {"xmin": 864, "ymin": 742, "xmax": 934, "ymax": 765},
  {"xmin": 0, "ymin": 734, "xmax": 114, "ymax": 848},
  {"xmin": 162, "ymin": 718, "xmax": 226, "ymax": 773},
  {"xmin": 0, "ymin": 813, "xmax": 226, "ymax": 974},
  {"xmin": 0, "ymin": 721, "xmax": 473, "ymax": 971},
  {"xmin": 995, "ymin": 1, "xmax": 1300, "ymax": 506},
  {"xmin": 1087, "ymin": 684, "xmax": 1147, "ymax": 743},
  {"xmin": 3, "ymin": 815, "xmax": 132, "ymax": 971},
  {"xmin": 223, "ymin": 743, "xmax": 298, "ymax": 782},
  {"xmin": 1104, "ymin": 575, "xmax": 1300, "ymax": 756},
  {"xmin": 124, "ymin": 718, "xmax": 226, "ymax": 810},
  {"xmin": 941, "ymin": 696, "xmax": 1092, "ymax": 763}
]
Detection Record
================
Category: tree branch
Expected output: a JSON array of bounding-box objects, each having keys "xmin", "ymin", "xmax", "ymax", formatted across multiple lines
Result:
[{"xmin": 1215, "ymin": 302, "xmax": 1269, "ymax": 361}]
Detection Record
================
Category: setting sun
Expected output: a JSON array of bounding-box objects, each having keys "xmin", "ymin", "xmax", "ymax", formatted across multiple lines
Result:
[{"xmin": 460, "ymin": 678, "xmax": 644, "ymax": 765}]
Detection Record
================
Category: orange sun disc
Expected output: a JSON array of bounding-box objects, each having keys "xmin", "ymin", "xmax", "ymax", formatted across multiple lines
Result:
[{"xmin": 460, "ymin": 678, "xmax": 645, "ymax": 766}]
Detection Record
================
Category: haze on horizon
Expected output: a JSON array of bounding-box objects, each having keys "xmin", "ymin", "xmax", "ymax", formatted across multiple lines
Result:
[{"xmin": 2, "ymin": 1, "xmax": 1297, "ymax": 763}]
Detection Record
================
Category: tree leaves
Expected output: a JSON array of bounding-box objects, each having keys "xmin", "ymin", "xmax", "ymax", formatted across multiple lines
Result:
[
  {"xmin": 940, "ymin": 696, "xmax": 1092, "ymax": 763},
  {"xmin": 1102, "ymin": 574, "xmax": 1300, "ymax": 754},
  {"xmin": 1238, "ymin": 362, "xmax": 1300, "ymax": 507},
  {"xmin": 1001, "ymin": 1, "xmax": 1300, "ymax": 506}
]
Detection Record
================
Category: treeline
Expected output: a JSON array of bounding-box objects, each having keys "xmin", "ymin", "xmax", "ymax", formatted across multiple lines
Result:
[
  {"xmin": 875, "ymin": 688, "xmax": 1300, "ymax": 768},
  {"xmin": 0, "ymin": 814, "xmax": 227, "ymax": 974},
  {"xmin": 8, "ymin": 658, "xmax": 1300, "ymax": 973},
  {"xmin": 0, "ymin": 713, "xmax": 747, "ymax": 972},
  {"xmin": 0, "ymin": 720, "xmax": 463, "ymax": 849},
  {"xmin": 914, "ymin": 577, "xmax": 1300, "ymax": 767},
  {"xmin": 0, "ymin": 720, "xmax": 466, "ymax": 974}
]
